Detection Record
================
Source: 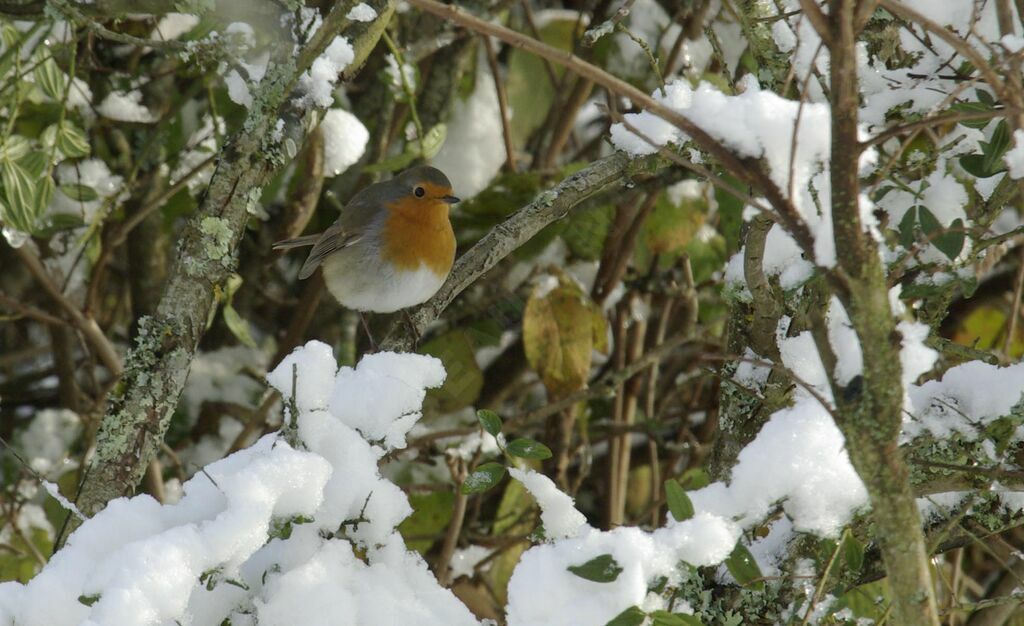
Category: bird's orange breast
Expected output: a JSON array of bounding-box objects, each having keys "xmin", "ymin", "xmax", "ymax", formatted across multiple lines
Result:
[{"xmin": 380, "ymin": 196, "xmax": 456, "ymax": 276}]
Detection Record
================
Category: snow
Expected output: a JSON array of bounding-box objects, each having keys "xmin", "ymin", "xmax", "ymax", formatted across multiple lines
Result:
[
  {"xmin": 346, "ymin": 3, "xmax": 378, "ymax": 22},
  {"xmin": 225, "ymin": 68, "xmax": 252, "ymax": 107},
  {"xmin": 152, "ymin": 13, "xmax": 199, "ymax": 40},
  {"xmin": 96, "ymin": 90, "xmax": 157, "ymax": 123},
  {"xmin": 320, "ymin": 108, "xmax": 369, "ymax": 177},
  {"xmin": 296, "ymin": 36, "xmax": 354, "ymax": 109},
  {"xmin": 509, "ymin": 468, "xmax": 588, "ymax": 540},
  {"xmin": 431, "ymin": 63, "xmax": 506, "ymax": 198},
  {"xmin": 506, "ymin": 515, "xmax": 738, "ymax": 626},
  {"xmin": 0, "ymin": 342, "xmax": 474, "ymax": 626},
  {"xmin": 904, "ymin": 361, "xmax": 1024, "ymax": 441},
  {"xmin": 690, "ymin": 399, "xmax": 868, "ymax": 537},
  {"xmin": 14, "ymin": 408, "xmax": 80, "ymax": 477},
  {"xmin": 1006, "ymin": 129, "xmax": 1024, "ymax": 180},
  {"xmin": 48, "ymin": 159, "xmax": 125, "ymax": 223}
]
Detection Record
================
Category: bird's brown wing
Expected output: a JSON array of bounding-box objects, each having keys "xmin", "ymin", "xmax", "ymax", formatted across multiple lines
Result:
[
  {"xmin": 297, "ymin": 221, "xmax": 364, "ymax": 279},
  {"xmin": 294, "ymin": 191, "xmax": 384, "ymax": 279}
]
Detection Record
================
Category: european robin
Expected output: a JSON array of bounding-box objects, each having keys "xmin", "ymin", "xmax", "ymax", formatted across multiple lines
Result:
[{"xmin": 274, "ymin": 166, "xmax": 460, "ymax": 316}]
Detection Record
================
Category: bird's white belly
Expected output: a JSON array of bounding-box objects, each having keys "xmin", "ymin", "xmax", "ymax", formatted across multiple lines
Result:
[{"xmin": 321, "ymin": 245, "xmax": 446, "ymax": 313}]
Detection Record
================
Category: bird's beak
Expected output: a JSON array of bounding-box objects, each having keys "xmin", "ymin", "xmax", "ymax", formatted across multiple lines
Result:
[{"xmin": 443, "ymin": 195, "xmax": 461, "ymax": 204}]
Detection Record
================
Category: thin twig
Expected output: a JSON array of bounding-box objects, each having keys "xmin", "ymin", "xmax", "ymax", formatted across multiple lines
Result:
[{"xmin": 481, "ymin": 35, "xmax": 517, "ymax": 173}]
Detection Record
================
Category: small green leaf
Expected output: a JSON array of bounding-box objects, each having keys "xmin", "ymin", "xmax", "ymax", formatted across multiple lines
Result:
[
  {"xmin": 57, "ymin": 124, "xmax": 90, "ymax": 158},
  {"xmin": 949, "ymin": 102, "xmax": 993, "ymax": 129},
  {"xmin": 605, "ymin": 606, "xmax": 646, "ymax": 626},
  {"xmin": 567, "ymin": 553, "xmax": 623, "ymax": 583},
  {"xmin": 60, "ymin": 183, "xmax": 99, "ymax": 202},
  {"xmin": 725, "ymin": 543, "xmax": 764, "ymax": 590},
  {"xmin": 477, "ymin": 409, "xmax": 502, "ymax": 437},
  {"xmin": 976, "ymin": 88, "xmax": 996, "ymax": 107},
  {"xmin": 78, "ymin": 593, "xmax": 101, "ymax": 606},
  {"xmin": 982, "ymin": 120, "xmax": 1011, "ymax": 175},
  {"xmin": 842, "ymin": 533, "xmax": 865, "ymax": 573},
  {"xmin": 223, "ymin": 304, "xmax": 257, "ymax": 348},
  {"xmin": 34, "ymin": 56, "xmax": 65, "ymax": 101},
  {"xmin": 650, "ymin": 611, "xmax": 704, "ymax": 626},
  {"xmin": 664, "ymin": 479, "xmax": 694, "ymax": 522},
  {"xmin": 897, "ymin": 206, "xmax": 917, "ymax": 249},
  {"xmin": 461, "ymin": 462, "xmax": 506, "ymax": 494},
  {"xmin": 506, "ymin": 437, "xmax": 553, "ymax": 460},
  {"xmin": 417, "ymin": 123, "xmax": 447, "ymax": 159},
  {"xmin": 934, "ymin": 218, "xmax": 966, "ymax": 260}
]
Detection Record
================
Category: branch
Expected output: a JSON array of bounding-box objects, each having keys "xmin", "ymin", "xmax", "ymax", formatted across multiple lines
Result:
[
  {"xmin": 405, "ymin": 0, "xmax": 821, "ymax": 270},
  {"xmin": 65, "ymin": 0, "xmax": 395, "ymax": 532}
]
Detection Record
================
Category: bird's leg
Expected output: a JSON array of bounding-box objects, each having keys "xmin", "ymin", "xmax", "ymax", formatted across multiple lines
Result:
[
  {"xmin": 359, "ymin": 311, "xmax": 378, "ymax": 353},
  {"xmin": 402, "ymin": 310, "xmax": 421, "ymax": 348}
]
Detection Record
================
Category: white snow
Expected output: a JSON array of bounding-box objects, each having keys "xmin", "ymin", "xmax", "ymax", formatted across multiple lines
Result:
[
  {"xmin": 296, "ymin": 36, "xmax": 355, "ymax": 109},
  {"xmin": 431, "ymin": 63, "xmax": 506, "ymax": 198},
  {"xmin": 152, "ymin": 13, "xmax": 199, "ymax": 40},
  {"xmin": 1006, "ymin": 129, "xmax": 1024, "ymax": 180},
  {"xmin": 96, "ymin": 90, "xmax": 157, "ymax": 123},
  {"xmin": 0, "ymin": 342, "xmax": 474, "ymax": 626},
  {"xmin": 346, "ymin": 3, "xmax": 378, "ymax": 22},
  {"xmin": 509, "ymin": 468, "xmax": 588, "ymax": 540},
  {"xmin": 320, "ymin": 108, "xmax": 369, "ymax": 176}
]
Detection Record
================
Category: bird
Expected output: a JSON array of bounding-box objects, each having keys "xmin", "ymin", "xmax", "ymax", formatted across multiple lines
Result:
[{"xmin": 273, "ymin": 165, "xmax": 459, "ymax": 345}]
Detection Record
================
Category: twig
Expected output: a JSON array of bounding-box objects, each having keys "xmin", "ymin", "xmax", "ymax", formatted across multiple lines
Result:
[
  {"xmin": 481, "ymin": 35, "xmax": 517, "ymax": 173},
  {"xmin": 12, "ymin": 246, "xmax": 122, "ymax": 377}
]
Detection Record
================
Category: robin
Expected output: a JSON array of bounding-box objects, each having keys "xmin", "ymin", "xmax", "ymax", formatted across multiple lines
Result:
[{"xmin": 274, "ymin": 165, "xmax": 460, "ymax": 343}]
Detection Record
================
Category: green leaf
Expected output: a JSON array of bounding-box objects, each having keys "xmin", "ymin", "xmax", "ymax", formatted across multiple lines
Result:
[
  {"xmin": 842, "ymin": 532, "xmax": 865, "ymax": 573},
  {"xmin": 78, "ymin": 593, "xmax": 101, "ymax": 606},
  {"xmin": 917, "ymin": 205, "xmax": 943, "ymax": 241},
  {"xmin": 477, "ymin": 409, "xmax": 502, "ymax": 437},
  {"xmin": 1, "ymin": 159, "xmax": 39, "ymax": 232},
  {"xmin": 567, "ymin": 553, "xmax": 623, "ymax": 583},
  {"xmin": 897, "ymin": 206, "xmax": 917, "ymax": 249},
  {"xmin": 222, "ymin": 304, "xmax": 257, "ymax": 348},
  {"xmin": 605, "ymin": 606, "xmax": 646, "ymax": 626},
  {"xmin": 958, "ymin": 153, "xmax": 1000, "ymax": 178},
  {"xmin": 419, "ymin": 329, "xmax": 484, "ymax": 411},
  {"xmin": 949, "ymin": 102, "xmax": 993, "ymax": 129},
  {"xmin": 60, "ymin": 183, "xmax": 99, "ymax": 202},
  {"xmin": 934, "ymin": 217, "xmax": 966, "ymax": 260},
  {"xmin": 417, "ymin": 124, "xmax": 447, "ymax": 159},
  {"xmin": 0, "ymin": 135, "xmax": 30, "ymax": 161},
  {"xmin": 664, "ymin": 479, "xmax": 694, "ymax": 522},
  {"xmin": 56, "ymin": 124, "xmax": 90, "ymax": 158},
  {"xmin": 505, "ymin": 437, "xmax": 553, "ymax": 460},
  {"xmin": 725, "ymin": 543, "xmax": 764, "ymax": 590},
  {"xmin": 650, "ymin": 611, "xmax": 704, "ymax": 626},
  {"xmin": 982, "ymin": 120, "xmax": 1011, "ymax": 175},
  {"xmin": 976, "ymin": 88, "xmax": 996, "ymax": 107},
  {"xmin": 34, "ymin": 56, "xmax": 65, "ymax": 101},
  {"xmin": 461, "ymin": 462, "xmax": 506, "ymax": 494}
]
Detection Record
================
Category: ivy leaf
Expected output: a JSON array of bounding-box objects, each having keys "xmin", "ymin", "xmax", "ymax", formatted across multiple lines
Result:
[
  {"xmin": 664, "ymin": 479, "xmax": 694, "ymax": 522},
  {"xmin": 461, "ymin": 462, "xmax": 506, "ymax": 494},
  {"xmin": 605, "ymin": 606, "xmax": 646, "ymax": 626},
  {"xmin": 505, "ymin": 437, "xmax": 553, "ymax": 460},
  {"xmin": 567, "ymin": 553, "xmax": 623, "ymax": 583},
  {"xmin": 725, "ymin": 543, "xmax": 764, "ymax": 590},
  {"xmin": 477, "ymin": 409, "xmax": 502, "ymax": 437}
]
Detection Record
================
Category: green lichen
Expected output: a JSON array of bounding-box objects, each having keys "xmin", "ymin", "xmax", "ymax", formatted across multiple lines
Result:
[{"xmin": 200, "ymin": 216, "xmax": 233, "ymax": 266}]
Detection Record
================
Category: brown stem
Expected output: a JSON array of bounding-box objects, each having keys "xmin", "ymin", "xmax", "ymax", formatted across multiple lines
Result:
[{"xmin": 481, "ymin": 35, "xmax": 517, "ymax": 173}]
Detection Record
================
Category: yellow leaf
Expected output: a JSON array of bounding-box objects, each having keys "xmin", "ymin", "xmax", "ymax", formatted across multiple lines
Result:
[{"xmin": 523, "ymin": 269, "xmax": 605, "ymax": 397}]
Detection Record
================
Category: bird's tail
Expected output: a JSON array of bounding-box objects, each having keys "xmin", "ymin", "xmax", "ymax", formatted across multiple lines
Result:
[{"xmin": 273, "ymin": 235, "xmax": 320, "ymax": 250}]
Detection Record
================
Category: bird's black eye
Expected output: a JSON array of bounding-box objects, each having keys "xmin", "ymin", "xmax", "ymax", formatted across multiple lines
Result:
[{"xmin": 414, "ymin": 186, "xmax": 425, "ymax": 198}]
